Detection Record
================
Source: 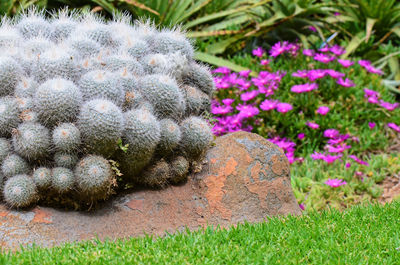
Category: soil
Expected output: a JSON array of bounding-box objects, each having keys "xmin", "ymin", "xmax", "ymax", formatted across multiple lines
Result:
[{"xmin": 378, "ymin": 175, "xmax": 400, "ymax": 204}]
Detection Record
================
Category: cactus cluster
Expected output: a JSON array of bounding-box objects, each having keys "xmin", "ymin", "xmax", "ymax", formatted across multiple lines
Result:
[{"xmin": 0, "ymin": 10, "xmax": 214, "ymax": 209}]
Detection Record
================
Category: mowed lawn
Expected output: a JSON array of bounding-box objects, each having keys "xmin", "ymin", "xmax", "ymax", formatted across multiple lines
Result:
[{"xmin": 1, "ymin": 201, "xmax": 399, "ymax": 264}]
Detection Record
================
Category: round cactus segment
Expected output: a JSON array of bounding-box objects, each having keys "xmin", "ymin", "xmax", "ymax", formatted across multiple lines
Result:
[
  {"xmin": 169, "ymin": 156, "xmax": 190, "ymax": 184},
  {"xmin": 52, "ymin": 123, "xmax": 81, "ymax": 152},
  {"xmin": 0, "ymin": 97, "xmax": 20, "ymax": 137},
  {"xmin": 180, "ymin": 116, "xmax": 213, "ymax": 158},
  {"xmin": 3, "ymin": 175, "xmax": 37, "ymax": 208},
  {"xmin": 103, "ymin": 54, "xmax": 144, "ymax": 75},
  {"xmin": 124, "ymin": 89, "xmax": 144, "ymax": 110},
  {"xmin": 67, "ymin": 36, "xmax": 101, "ymax": 58},
  {"xmin": 75, "ymin": 155, "xmax": 114, "ymax": 199},
  {"xmin": 16, "ymin": 14, "xmax": 51, "ymax": 39},
  {"xmin": 32, "ymin": 167, "xmax": 52, "ymax": 189},
  {"xmin": 0, "ymin": 138, "xmax": 11, "ymax": 163},
  {"xmin": 51, "ymin": 167, "xmax": 74, "ymax": 193},
  {"xmin": 54, "ymin": 152, "xmax": 78, "ymax": 169},
  {"xmin": 15, "ymin": 78, "xmax": 38, "ymax": 98},
  {"xmin": 141, "ymin": 160, "xmax": 171, "ymax": 188},
  {"xmin": 15, "ymin": 97, "xmax": 33, "ymax": 112},
  {"xmin": 158, "ymin": 119, "xmax": 181, "ymax": 153},
  {"xmin": 50, "ymin": 18, "xmax": 77, "ymax": 41},
  {"xmin": 183, "ymin": 85, "xmax": 210, "ymax": 116},
  {"xmin": 2, "ymin": 154, "xmax": 29, "ymax": 178},
  {"xmin": 12, "ymin": 122, "xmax": 51, "ymax": 160},
  {"xmin": 79, "ymin": 70, "xmax": 124, "ymax": 106},
  {"xmin": 34, "ymin": 78, "xmax": 83, "ymax": 126},
  {"xmin": 149, "ymin": 30, "xmax": 193, "ymax": 58},
  {"xmin": 0, "ymin": 56, "xmax": 23, "ymax": 96},
  {"xmin": 183, "ymin": 63, "xmax": 215, "ymax": 96},
  {"xmin": 31, "ymin": 48, "xmax": 80, "ymax": 82},
  {"xmin": 78, "ymin": 99, "xmax": 124, "ymax": 156},
  {"xmin": 19, "ymin": 110, "xmax": 39, "ymax": 123},
  {"xmin": 23, "ymin": 37, "xmax": 53, "ymax": 55},
  {"xmin": 139, "ymin": 75, "xmax": 186, "ymax": 120},
  {"xmin": 126, "ymin": 38, "xmax": 148, "ymax": 59}
]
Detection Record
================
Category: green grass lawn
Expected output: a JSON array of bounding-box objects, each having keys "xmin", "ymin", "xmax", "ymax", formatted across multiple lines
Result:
[{"xmin": 1, "ymin": 201, "xmax": 399, "ymax": 264}]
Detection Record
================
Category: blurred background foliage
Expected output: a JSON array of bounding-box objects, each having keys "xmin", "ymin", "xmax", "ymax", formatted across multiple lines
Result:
[{"xmin": 0, "ymin": 0, "xmax": 399, "ymax": 87}]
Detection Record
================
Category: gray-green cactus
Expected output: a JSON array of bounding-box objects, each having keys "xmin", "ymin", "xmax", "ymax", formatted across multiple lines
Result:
[
  {"xmin": 2, "ymin": 154, "xmax": 29, "ymax": 178},
  {"xmin": 32, "ymin": 167, "xmax": 52, "ymax": 190},
  {"xmin": 180, "ymin": 116, "xmax": 213, "ymax": 158},
  {"xmin": 3, "ymin": 174, "xmax": 38, "ymax": 207},
  {"xmin": 51, "ymin": 167, "xmax": 74, "ymax": 193}
]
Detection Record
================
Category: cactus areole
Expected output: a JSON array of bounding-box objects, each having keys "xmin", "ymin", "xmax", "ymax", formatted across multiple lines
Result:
[{"xmin": 0, "ymin": 9, "xmax": 215, "ymax": 209}]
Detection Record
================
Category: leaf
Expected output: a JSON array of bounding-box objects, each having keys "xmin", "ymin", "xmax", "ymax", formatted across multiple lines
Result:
[
  {"xmin": 341, "ymin": 32, "xmax": 366, "ymax": 59},
  {"xmin": 365, "ymin": 18, "xmax": 377, "ymax": 43},
  {"xmin": 194, "ymin": 51, "xmax": 256, "ymax": 76},
  {"xmin": 120, "ymin": 0, "xmax": 160, "ymax": 15},
  {"xmin": 0, "ymin": 0, "xmax": 13, "ymax": 15},
  {"xmin": 91, "ymin": 0, "xmax": 117, "ymax": 15},
  {"xmin": 205, "ymin": 35, "xmax": 245, "ymax": 55}
]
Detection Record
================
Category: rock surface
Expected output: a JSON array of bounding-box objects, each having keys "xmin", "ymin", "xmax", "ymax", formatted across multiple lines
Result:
[{"xmin": 0, "ymin": 131, "xmax": 301, "ymax": 250}]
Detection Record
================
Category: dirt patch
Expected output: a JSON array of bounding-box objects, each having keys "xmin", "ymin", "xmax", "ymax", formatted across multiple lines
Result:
[{"xmin": 378, "ymin": 176, "xmax": 400, "ymax": 204}]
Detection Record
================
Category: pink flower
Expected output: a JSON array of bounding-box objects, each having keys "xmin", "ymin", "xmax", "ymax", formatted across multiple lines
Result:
[
  {"xmin": 323, "ymin": 129, "xmax": 339, "ymax": 138},
  {"xmin": 260, "ymin": 59, "xmax": 270, "ymax": 65},
  {"xmin": 311, "ymin": 152, "xmax": 325, "ymax": 160},
  {"xmin": 364, "ymin": 88, "xmax": 380, "ymax": 98},
  {"xmin": 368, "ymin": 122, "xmax": 376, "ymax": 129},
  {"xmin": 326, "ymin": 144, "xmax": 351, "ymax": 153},
  {"xmin": 299, "ymin": 203, "xmax": 305, "ymax": 210},
  {"xmin": 322, "ymin": 154, "xmax": 342, "ymax": 164},
  {"xmin": 337, "ymin": 59, "xmax": 354, "ymax": 68},
  {"xmin": 298, "ymin": 133, "xmax": 305, "ymax": 140},
  {"xmin": 388, "ymin": 123, "xmax": 400, "ymax": 133},
  {"xmin": 276, "ymin": 103, "xmax": 293, "ymax": 113},
  {"xmin": 355, "ymin": 171, "xmax": 363, "ymax": 177},
  {"xmin": 329, "ymin": 45, "xmax": 345, "ymax": 56},
  {"xmin": 240, "ymin": 90, "xmax": 259, "ymax": 101},
  {"xmin": 337, "ymin": 78, "xmax": 355, "ymax": 87},
  {"xmin": 324, "ymin": 69, "xmax": 345, "ymax": 79},
  {"xmin": 291, "ymin": 83, "xmax": 318, "ymax": 93},
  {"xmin": 236, "ymin": 104, "xmax": 260, "ymax": 118},
  {"xmin": 252, "ymin": 47, "xmax": 264, "ymax": 57},
  {"xmin": 292, "ymin": 70, "xmax": 309, "ymax": 78},
  {"xmin": 270, "ymin": 42, "xmax": 288, "ymax": 57},
  {"xmin": 365, "ymin": 65, "xmax": 383, "ymax": 75},
  {"xmin": 379, "ymin": 101, "xmax": 399, "ymax": 111},
  {"xmin": 211, "ymin": 105, "xmax": 233, "ymax": 115},
  {"xmin": 316, "ymin": 106, "xmax": 330, "ymax": 115},
  {"xmin": 260, "ymin": 99, "xmax": 278, "ymax": 111},
  {"xmin": 334, "ymin": 12, "xmax": 341, "ymax": 16},
  {"xmin": 368, "ymin": 96, "xmax": 379, "ymax": 104},
  {"xmin": 308, "ymin": 26, "xmax": 317, "ymax": 32},
  {"xmin": 239, "ymin": 70, "xmax": 251, "ymax": 78},
  {"xmin": 303, "ymin": 49, "xmax": 314, "ymax": 57},
  {"xmin": 325, "ymin": 178, "xmax": 347, "ymax": 188},
  {"xmin": 307, "ymin": 69, "xmax": 326, "ymax": 81},
  {"xmin": 358, "ymin": 60, "xmax": 371, "ymax": 68},
  {"xmin": 348, "ymin": 155, "xmax": 369, "ymax": 166},
  {"xmin": 306, "ymin": 122, "xmax": 320, "ymax": 129},
  {"xmin": 222, "ymin": 98, "xmax": 235, "ymax": 106},
  {"xmin": 313, "ymin": 53, "xmax": 335, "ymax": 63},
  {"xmin": 212, "ymin": 67, "xmax": 231, "ymax": 74},
  {"xmin": 345, "ymin": 162, "xmax": 351, "ymax": 168}
]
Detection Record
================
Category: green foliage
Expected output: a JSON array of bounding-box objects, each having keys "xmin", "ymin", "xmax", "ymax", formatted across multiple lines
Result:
[{"xmin": 292, "ymin": 153, "xmax": 400, "ymax": 212}]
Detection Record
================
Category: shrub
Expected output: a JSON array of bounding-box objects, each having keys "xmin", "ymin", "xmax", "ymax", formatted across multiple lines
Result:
[{"xmin": 0, "ymin": 10, "xmax": 214, "ymax": 209}]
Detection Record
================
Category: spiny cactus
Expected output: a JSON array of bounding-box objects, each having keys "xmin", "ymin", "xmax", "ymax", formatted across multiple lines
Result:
[
  {"xmin": 180, "ymin": 116, "xmax": 213, "ymax": 158},
  {"xmin": 51, "ymin": 167, "xmax": 74, "ymax": 193},
  {"xmin": 52, "ymin": 123, "xmax": 81, "ymax": 152},
  {"xmin": 0, "ymin": 97, "xmax": 20, "ymax": 137},
  {"xmin": 0, "ymin": 9, "xmax": 214, "ymax": 209},
  {"xmin": 141, "ymin": 159, "xmax": 171, "ymax": 188},
  {"xmin": 79, "ymin": 70, "xmax": 124, "ymax": 106},
  {"xmin": 0, "ymin": 138, "xmax": 11, "ymax": 163},
  {"xmin": 32, "ymin": 167, "xmax": 52, "ymax": 190},
  {"xmin": 169, "ymin": 156, "xmax": 190, "ymax": 184},
  {"xmin": 12, "ymin": 122, "xmax": 51, "ymax": 160},
  {"xmin": 75, "ymin": 155, "xmax": 114, "ymax": 200},
  {"xmin": 3, "ymin": 174, "xmax": 37, "ymax": 208},
  {"xmin": 2, "ymin": 154, "xmax": 29, "ymax": 178},
  {"xmin": 54, "ymin": 152, "xmax": 78, "ymax": 169},
  {"xmin": 0, "ymin": 57, "xmax": 23, "ymax": 96},
  {"xmin": 78, "ymin": 99, "xmax": 124, "ymax": 156},
  {"xmin": 158, "ymin": 119, "xmax": 181, "ymax": 153},
  {"xmin": 139, "ymin": 74, "xmax": 186, "ymax": 120},
  {"xmin": 34, "ymin": 78, "xmax": 82, "ymax": 126}
]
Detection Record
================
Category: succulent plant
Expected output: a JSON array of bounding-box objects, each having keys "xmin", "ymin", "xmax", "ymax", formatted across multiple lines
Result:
[
  {"xmin": 51, "ymin": 167, "xmax": 74, "ymax": 193},
  {"xmin": 0, "ymin": 10, "xmax": 214, "ymax": 209},
  {"xmin": 3, "ymin": 174, "xmax": 37, "ymax": 208},
  {"xmin": 75, "ymin": 155, "xmax": 114, "ymax": 200}
]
